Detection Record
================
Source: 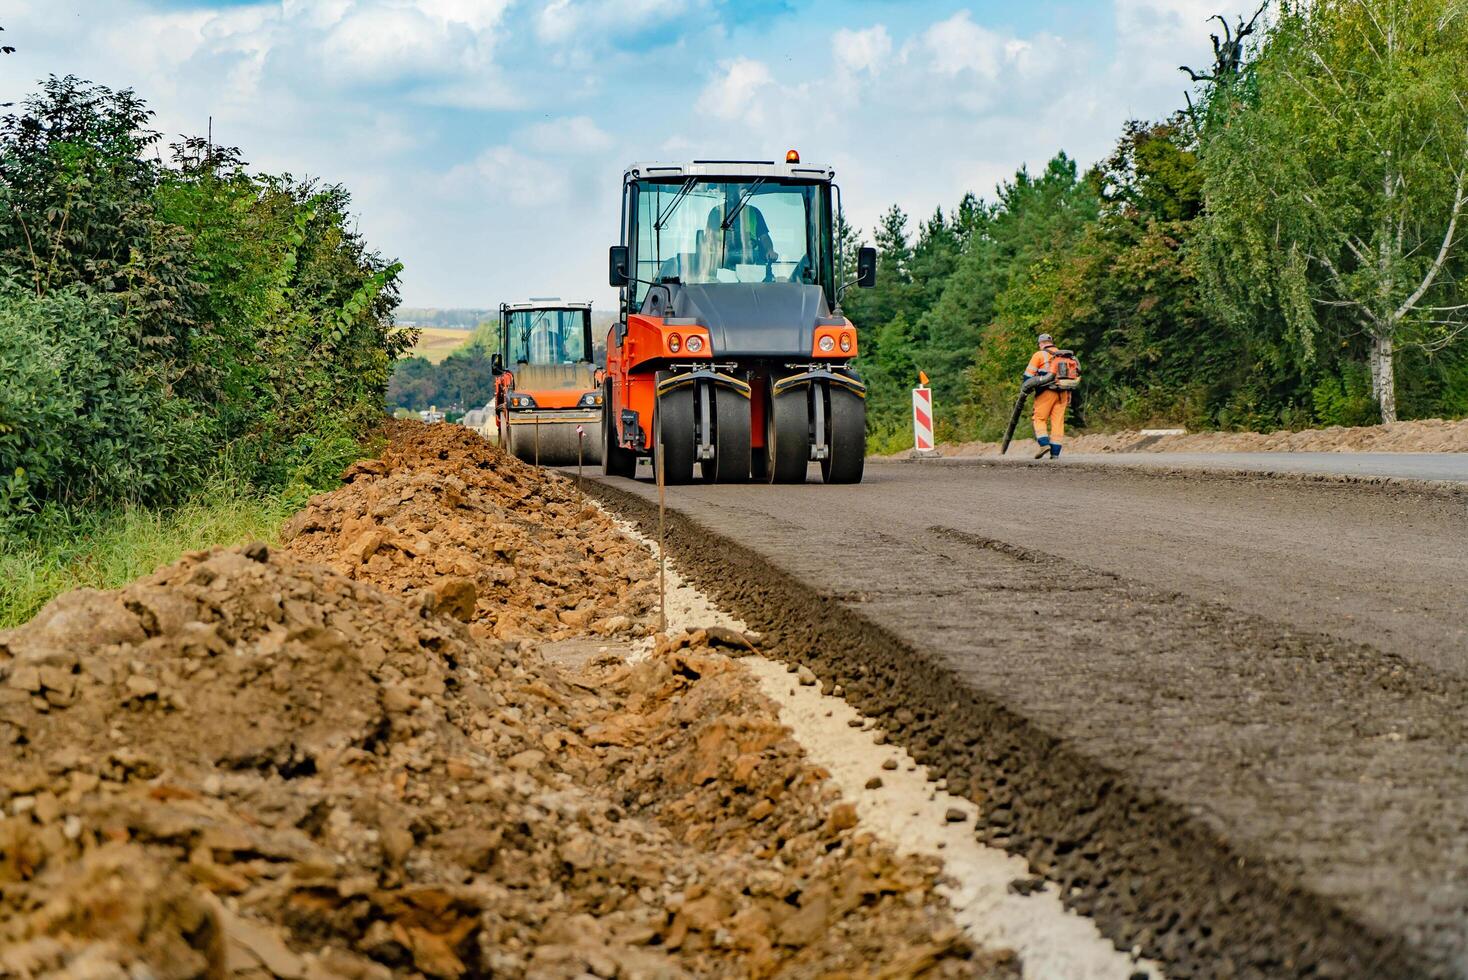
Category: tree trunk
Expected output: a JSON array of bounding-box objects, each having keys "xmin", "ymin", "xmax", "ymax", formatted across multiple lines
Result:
[{"xmin": 1372, "ymin": 332, "xmax": 1397, "ymax": 423}]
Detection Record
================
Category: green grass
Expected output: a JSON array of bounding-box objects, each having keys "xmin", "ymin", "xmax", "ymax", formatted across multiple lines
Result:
[{"xmin": 0, "ymin": 482, "xmax": 299, "ymax": 630}]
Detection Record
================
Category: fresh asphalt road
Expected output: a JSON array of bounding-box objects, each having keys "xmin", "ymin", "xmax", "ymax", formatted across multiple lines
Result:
[
  {"xmin": 622, "ymin": 455, "xmax": 1468, "ymax": 672},
  {"xmin": 591, "ymin": 456, "xmax": 1468, "ymax": 975}
]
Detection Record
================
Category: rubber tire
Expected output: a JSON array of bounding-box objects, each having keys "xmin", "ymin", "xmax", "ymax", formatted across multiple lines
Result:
[
  {"xmin": 602, "ymin": 382, "xmax": 637, "ymax": 479},
  {"xmin": 700, "ymin": 383, "xmax": 752, "ymax": 483},
  {"xmin": 820, "ymin": 384, "xmax": 866, "ymax": 484},
  {"xmin": 766, "ymin": 387, "xmax": 810, "ymax": 484},
  {"xmin": 655, "ymin": 385, "xmax": 696, "ymax": 486}
]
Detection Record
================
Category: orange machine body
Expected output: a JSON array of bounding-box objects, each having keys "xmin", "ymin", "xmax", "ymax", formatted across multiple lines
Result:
[
  {"xmin": 493, "ymin": 301, "xmax": 603, "ymax": 465},
  {"xmin": 605, "ymin": 313, "xmax": 859, "ymax": 453},
  {"xmin": 599, "ymin": 158, "xmax": 873, "ymax": 485}
]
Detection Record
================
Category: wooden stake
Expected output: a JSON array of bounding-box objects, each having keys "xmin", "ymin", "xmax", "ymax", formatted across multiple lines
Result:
[{"xmin": 656, "ymin": 428, "xmax": 667, "ymax": 635}]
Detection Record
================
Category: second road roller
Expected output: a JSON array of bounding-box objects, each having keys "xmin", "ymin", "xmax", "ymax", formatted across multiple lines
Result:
[{"xmin": 491, "ymin": 299, "xmax": 604, "ymax": 466}]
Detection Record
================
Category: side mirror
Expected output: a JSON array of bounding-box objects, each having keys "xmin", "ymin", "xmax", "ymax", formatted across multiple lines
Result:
[
  {"xmin": 857, "ymin": 246, "xmax": 877, "ymax": 288},
  {"xmin": 490, "ymin": 352, "xmax": 504, "ymax": 376},
  {"xmin": 608, "ymin": 245, "xmax": 629, "ymax": 287}
]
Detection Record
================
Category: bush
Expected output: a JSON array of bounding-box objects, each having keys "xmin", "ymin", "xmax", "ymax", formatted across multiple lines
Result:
[
  {"xmin": 0, "ymin": 77, "xmax": 408, "ymax": 531},
  {"xmin": 1311, "ymin": 363, "xmax": 1379, "ymax": 428},
  {"xmin": 0, "ymin": 288, "xmax": 210, "ymax": 525}
]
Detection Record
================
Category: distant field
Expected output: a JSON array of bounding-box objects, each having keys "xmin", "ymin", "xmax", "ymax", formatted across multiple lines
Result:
[{"xmin": 403, "ymin": 327, "xmax": 472, "ymax": 363}]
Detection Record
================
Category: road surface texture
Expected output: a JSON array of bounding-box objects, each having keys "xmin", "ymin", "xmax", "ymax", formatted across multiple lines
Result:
[
  {"xmin": 1026, "ymin": 450, "xmax": 1468, "ymax": 484},
  {"xmin": 586, "ymin": 459, "xmax": 1468, "ymax": 979}
]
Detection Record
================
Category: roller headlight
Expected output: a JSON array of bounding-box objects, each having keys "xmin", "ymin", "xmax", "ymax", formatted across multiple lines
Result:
[
  {"xmin": 578, "ymin": 391, "xmax": 603, "ymax": 407},
  {"xmin": 668, "ymin": 333, "xmax": 682, "ymax": 354},
  {"xmin": 509, "ymin": 394, "xmax": 536, "ymax": 409},
  {"xmin": 686, "ymin": 335, "xmax": 704, "ymax": 353},
  {"xmin": 839, "ymin": 331, "xmax": 853, "ymax": 353},
  {"xmin": 818, "ymin": 335, "xmax": 836, "ymax": 353}
]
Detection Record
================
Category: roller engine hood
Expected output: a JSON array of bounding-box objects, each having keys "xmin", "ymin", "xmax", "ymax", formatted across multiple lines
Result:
[{"xmin": 654, "ymin": 283, "xmax": 839, "ymax": 357}]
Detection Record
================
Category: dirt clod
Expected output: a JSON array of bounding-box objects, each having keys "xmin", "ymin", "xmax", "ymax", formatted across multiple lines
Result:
[{"xmin": 0, "ymin": 422, "xmax": 1007, "ymax": 978}]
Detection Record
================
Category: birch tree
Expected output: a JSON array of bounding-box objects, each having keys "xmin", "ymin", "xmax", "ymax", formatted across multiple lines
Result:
[{"xmin": 1201, "ymin": 0, "xmax": 1468, "ymax": 422}]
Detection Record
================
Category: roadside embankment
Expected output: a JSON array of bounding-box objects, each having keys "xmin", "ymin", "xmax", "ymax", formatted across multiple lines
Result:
[
  {"xmin": 0, "ymin": 422, "xmax": 1003, "ymax": 978},
  {"xmin": 899, "ymin": 415, "xmax": 1468, "ymax": 458}
]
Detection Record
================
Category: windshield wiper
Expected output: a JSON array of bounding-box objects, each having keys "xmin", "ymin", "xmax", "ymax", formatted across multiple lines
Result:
[
  {"xmin": 651, "ymin": 177, "xmax": 699, "ymax": 279},
  {"xmin": 721, "ymin": 178, "xmax": 765, "ymax": 231},
  {"xmin": 654, "ymin": 178, "xmax": 697, "ymax": 232},
  {"xmin": 520, "ymin": 311, "xmax": 549, "ymax": 358}
]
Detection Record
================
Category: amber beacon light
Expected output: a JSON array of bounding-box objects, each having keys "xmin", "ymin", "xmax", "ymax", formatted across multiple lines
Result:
[{"xmin": 786, "ymin": 149, "xmax": 800, "ymax": 163}]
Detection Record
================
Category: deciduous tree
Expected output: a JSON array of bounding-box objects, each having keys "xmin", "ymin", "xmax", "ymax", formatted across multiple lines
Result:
[{"xmin": 1201, "ymin": 0, "xmax": 1468, "ymax": 422}]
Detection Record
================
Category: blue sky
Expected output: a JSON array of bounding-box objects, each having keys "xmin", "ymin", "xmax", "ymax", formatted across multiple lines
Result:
[{"xmin": 1, "ymin": 0, "xmax": 1249, "ymax": 308}]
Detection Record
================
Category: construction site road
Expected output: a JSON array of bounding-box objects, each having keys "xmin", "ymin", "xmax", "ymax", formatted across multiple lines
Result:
[
  {"xmin": 989, "ymin": 450, "xmax": 1468, "ymax": 483},
  {"xmin": 585, "ymin": 460, "xmax": 1468, "ymax": 979}
]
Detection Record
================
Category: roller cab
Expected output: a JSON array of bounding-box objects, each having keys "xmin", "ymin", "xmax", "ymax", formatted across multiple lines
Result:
[
  {"xmin": 602, "ymin": 156, "xmax": 877, "ymax": 484},
  {"xmin": 492, "ymin": 301, "xmax": 603, "ymax": 466}
]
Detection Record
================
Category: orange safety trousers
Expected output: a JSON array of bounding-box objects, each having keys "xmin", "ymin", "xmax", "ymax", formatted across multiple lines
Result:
[{"xmin": 1032, "ymin": 389, "xmax": 1069, "ymax": 443}]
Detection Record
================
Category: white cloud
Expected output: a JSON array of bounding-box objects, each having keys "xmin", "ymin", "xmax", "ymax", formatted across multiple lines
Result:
[
  {"xmin": 696, "ymin": 57, "xmax": 776, "ymax": 125},
  {"xmin": 903, "ymin": 11, "xmax": 1067, "ymax": 109},
  {"xmin": 446, "ymin": 146, "xmax": 571, "ymax": 208},
  {"xmin": 918, "ymin": 11, "xmax": 1006, "ymax": 78},
  {"xmin": 418, "ymin": 0, "xmax": 510, "ymax": 32},
  {"xmin": 309, "ymin": 0, "xmax": 511, "ymax": 99},
  {"xmin": 832, "ymin": 25, "xmax": 891, "ymax": 77},
  {"xmin": 1113, "ymin": 0, "xmax": 1237, "ymax": 97},
  {"xmin": 79, "ymin": 0, "xmax": 516, "ymax": 108},
  {"xmin": 522, "ymin": 116, "xmax": 615, "ymax": 154},
  {"xmin": 535, "ymin": 0, "xmax": 690, "ymax": 44},
  {"xmin": 1116, "ymin": 0, "xmax": 1224, "ymax": 45}
]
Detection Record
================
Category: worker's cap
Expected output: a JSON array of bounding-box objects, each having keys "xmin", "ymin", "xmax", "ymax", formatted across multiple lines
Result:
[{"xmin": 1037, "ymin": 333, "xmax": 1054, "ymax": 344}]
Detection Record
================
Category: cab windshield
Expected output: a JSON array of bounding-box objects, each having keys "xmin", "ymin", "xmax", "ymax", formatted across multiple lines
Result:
[
  {"xmin": 505, "ymin": 308, "xmax": 589, "ymax": 364},
  {"xmin": 631, "ymin": 178, "xmax": 832, "ymax": 309}
]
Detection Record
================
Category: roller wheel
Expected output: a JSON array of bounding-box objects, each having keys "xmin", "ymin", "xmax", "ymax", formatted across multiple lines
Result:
[
  {"xmin": 820, "ymin": 385, "xmax": 865, "ymax": 484},
  {"xmin": 601, "ymin": 383, "xmax": 636, "ymax": 479},
  {"xmin": 655, "ymin": 384, "xmax": 696, "ymax": 486},
  {"xmin": 504, "ymin": 413, "xmax": 530, "ymax": 464},
  {"xmin": 766, "ymin": 387, "xmax": 810, "ymax": 484},
  {"xmin": 700, "ymin": 383, "xmax": 751, "ymax": 483}
]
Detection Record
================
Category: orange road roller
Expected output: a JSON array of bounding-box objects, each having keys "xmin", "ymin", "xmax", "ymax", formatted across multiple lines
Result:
[
  {"xmin": 490, "ymin": 300, "xmax": 603, "ymax": 466},
  {"xmin": 601, "ymin": 154, "xmax": 876, "ymax": 484}
]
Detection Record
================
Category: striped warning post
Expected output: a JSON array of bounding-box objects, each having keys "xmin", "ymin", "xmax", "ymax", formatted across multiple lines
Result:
[{"xmin": 912, "ymin": 385, "xmax": 936, "ymax": 455}]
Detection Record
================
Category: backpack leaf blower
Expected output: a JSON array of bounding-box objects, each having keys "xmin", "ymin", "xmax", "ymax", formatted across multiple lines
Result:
[{"xmin": 1001, "ymin": 374, "xmax": 1051, "ymax": 455}]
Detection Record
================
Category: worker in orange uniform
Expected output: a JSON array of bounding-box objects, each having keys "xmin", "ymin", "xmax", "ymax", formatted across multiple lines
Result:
[{"xmin": 1024, "ymin": 334, "xmax": 1069, "ymax": 459}]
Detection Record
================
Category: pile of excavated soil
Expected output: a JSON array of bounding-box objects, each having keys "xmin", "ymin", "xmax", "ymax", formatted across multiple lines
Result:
[
  {"xmin": 283, "ymin": 420, "xmax": 659, "ymax": 641},
  {"xmin": 915, "ymin": 415, "xmax": 1468, "ymax": 458},
  {"xmin": 0, "ymin": 422, "xmax": 1009, "ymax": 978}
]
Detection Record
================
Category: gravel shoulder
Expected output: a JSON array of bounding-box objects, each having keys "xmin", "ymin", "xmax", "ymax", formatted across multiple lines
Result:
[
  {"xmin": 917, "ymin": 415, "xmax": 1468, "ymax": 456},
  {"xmin": 586, "ymin": 464, "xmax": 1468, "ymax": 979}
]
